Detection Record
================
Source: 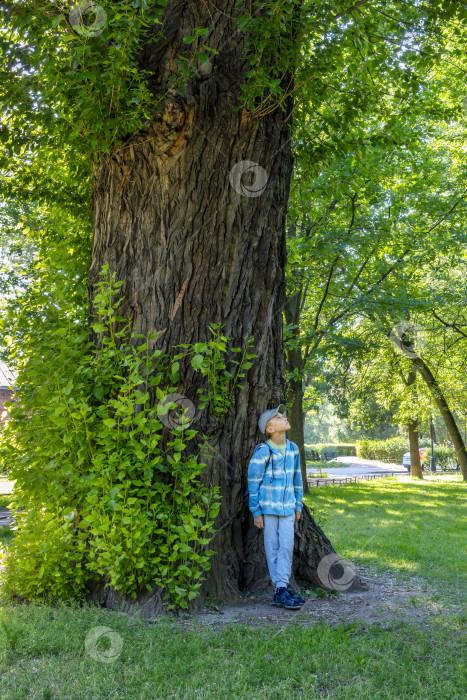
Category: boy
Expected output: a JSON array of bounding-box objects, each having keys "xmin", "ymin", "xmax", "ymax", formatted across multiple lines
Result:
[{"xmin": 247, "ymin": 403, "xmax": 305, "ymax": 610}]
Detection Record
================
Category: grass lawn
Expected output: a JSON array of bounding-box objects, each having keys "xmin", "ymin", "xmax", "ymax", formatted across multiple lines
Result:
[
  {"xmin": 307, "ymin": 461, "xmax": 350, "ymax": 471},
  {"xmin": 0, "ymin": 474, "xmax": 465, "ymax": 699},
  {"xmin": 305, "ymin": 474, "xmax": 467, "ymax": 590}
]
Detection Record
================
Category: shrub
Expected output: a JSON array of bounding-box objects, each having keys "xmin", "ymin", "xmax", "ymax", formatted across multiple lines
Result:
[
  {"xmin": 355, "ymin": 437, "xmax": 408, "ymax": 462},
  {"xmin": 306, "ymin": 461, "xmax": 334, "ymax": 471},
  {"xmin": 0, "ymin": 265, "xmax": 255, "ymax": 609},
  {"xmin": 355, "ymin": 437, "xmax": 459, "ymax": 470},
  {"xmin": 430, "ymin": 445, "xmax": 460, "ymax": 470},
  {"xmin": 304, "ymin": 443, "xmax": 356, "ymax": 461}
]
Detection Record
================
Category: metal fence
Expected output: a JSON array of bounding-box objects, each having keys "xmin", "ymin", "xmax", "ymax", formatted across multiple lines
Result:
[{"xmin": 308, "ymin": 471, "xmax": 410, "ymax": 487}]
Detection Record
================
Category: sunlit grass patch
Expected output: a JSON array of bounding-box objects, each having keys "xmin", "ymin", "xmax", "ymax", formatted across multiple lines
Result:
[{"xmin": 304, "ymin": 474, "xmax": 466, "ymax": 589}]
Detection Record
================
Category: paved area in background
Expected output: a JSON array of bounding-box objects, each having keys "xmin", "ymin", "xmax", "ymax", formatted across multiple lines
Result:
[
  {"xmin": 0, "ymin": 479, "xmax": 15, "ymax": 527},
  {"xmin": 0, "ymin": 509, "xmax": 14, "ymax": 528},
  {"xmin": 0, "ymin": 479, "xmax": 14, "ymax": 494},
  {"xmin": 307, "ymin": 456, "xmax": 408, "ymax": 478}
]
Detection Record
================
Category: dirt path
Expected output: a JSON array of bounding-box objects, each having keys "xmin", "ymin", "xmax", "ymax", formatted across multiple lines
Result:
[{"xmin": 182, "ymin": 563, "xmax": 465, "ymax": 631}]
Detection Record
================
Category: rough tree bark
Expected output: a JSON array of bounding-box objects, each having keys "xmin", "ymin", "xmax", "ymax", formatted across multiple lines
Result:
[{"xmin": 85, "ymin": 0, "xmax": 368, "ymax": 615}]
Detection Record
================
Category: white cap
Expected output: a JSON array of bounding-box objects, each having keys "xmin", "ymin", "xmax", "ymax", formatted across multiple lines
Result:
[{"xmin": 258, "ymin": 403, "xmax": 287, "ymax": 434}]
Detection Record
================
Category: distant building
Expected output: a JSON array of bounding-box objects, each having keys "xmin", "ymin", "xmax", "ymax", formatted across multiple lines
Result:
[{"xmin": 0, "ymin": 362, "xmax": 17, "ymax": 426}]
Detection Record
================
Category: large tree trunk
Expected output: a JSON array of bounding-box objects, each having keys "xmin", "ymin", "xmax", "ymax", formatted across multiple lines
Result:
[
  {"xmin": 413, "ymin": 357, "xmax": 467, "ymax": 480},
  {"xmin": 85, "ymin": 0, "xmax": 367, "ymax": 614}
]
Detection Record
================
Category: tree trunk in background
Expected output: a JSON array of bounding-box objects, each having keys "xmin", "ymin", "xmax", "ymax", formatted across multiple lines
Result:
[
  {"xmin": 408, "ymin": 419, "xmax": 423, "ymax": 479},
  {"xmin": 407, "ymin": 368, "xmax": 423, "ymax": 479},
  {"xmin": 86, "ymin": 0, "xmax": 368, "ymax": 614},
  {"xmin": 286, "ymin": 378, "xmax": 309, "ymax": 492},
  {"xmin": 284, "ymin": 288, "xmax": 309, "ymax": 493},
  {"xmin": 413, "ymin": 357, "xmax": 467, "ymax": 480}
]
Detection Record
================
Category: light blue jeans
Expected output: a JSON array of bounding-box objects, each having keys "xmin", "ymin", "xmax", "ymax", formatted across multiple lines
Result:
[{"xmin": 263, "ymin": 513, "xmax": 295, "ymax": 590}]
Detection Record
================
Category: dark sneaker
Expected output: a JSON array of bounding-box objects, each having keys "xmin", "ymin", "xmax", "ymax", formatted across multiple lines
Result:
[
  {"xmin": 272, "ymin": 587, "xmax": 302, "ymax": 610},
  {"xmin": 286, "ymin": 586, "xmax": 305, "ymax": 605}
]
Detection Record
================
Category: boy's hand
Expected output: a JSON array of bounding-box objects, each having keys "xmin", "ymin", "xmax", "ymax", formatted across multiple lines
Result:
[
  {"xmin": 295, "ymin": 511, "xmax": 301, "ymax": 522},
  {"xmin": 253, "ymin": 515, "xmax": 264, "ymax": 529}
]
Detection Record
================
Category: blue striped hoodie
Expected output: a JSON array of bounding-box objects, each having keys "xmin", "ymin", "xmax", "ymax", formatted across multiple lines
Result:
[{"xmin": 247, "ymin": 439, "xmax": 303, "ymax": 517}]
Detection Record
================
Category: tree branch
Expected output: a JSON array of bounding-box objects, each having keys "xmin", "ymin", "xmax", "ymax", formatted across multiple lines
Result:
[
  {"xmin": 432, "ymin": 310, "xmax": 467, "ymax": 339},
  {"xmin": 333, "ymin": 0, "xmax": 371, "ymax": 21}
]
